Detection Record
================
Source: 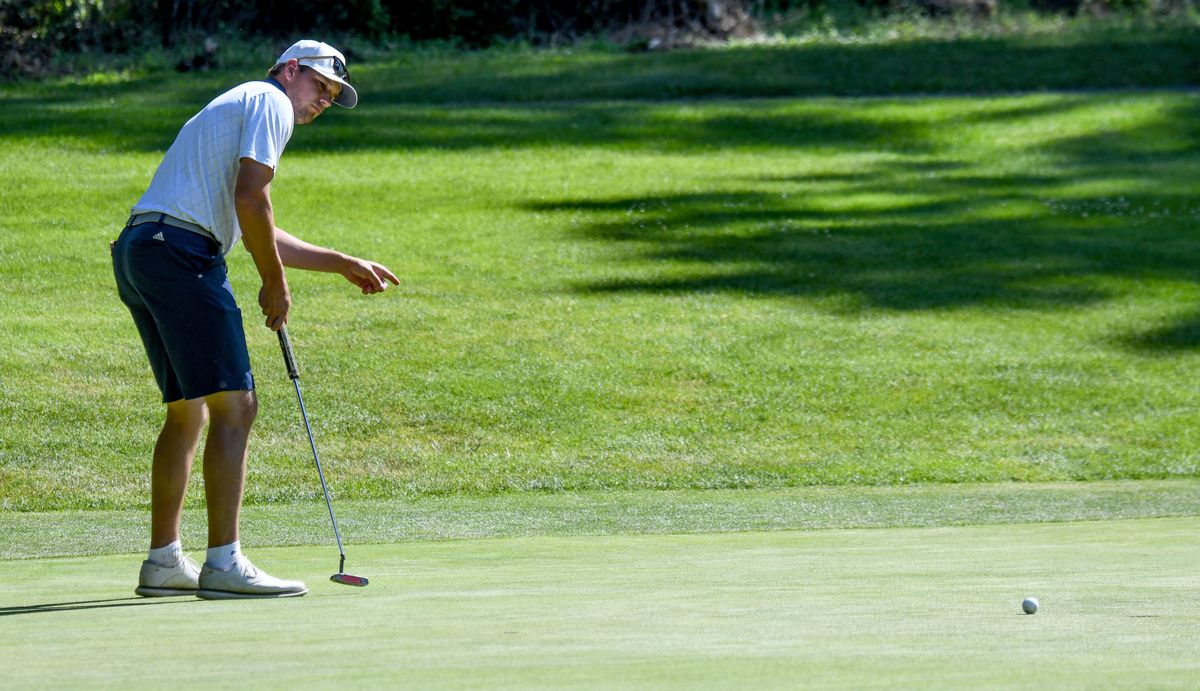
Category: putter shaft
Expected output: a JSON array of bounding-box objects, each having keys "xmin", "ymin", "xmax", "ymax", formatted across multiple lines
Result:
[
  {"xmin": 278, "ymin": 327, "xmax": 349, "ymax": 567},
  {"xmin": 290, "ymin": 376, "xmax": 346, "ymax": 560}
]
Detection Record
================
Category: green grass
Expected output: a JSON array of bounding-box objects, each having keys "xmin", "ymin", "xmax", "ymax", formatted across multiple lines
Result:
[
  {"xmin": 4, "ymin": 30, "xmax": 1199, "ymax": 689},
  {"xmin": 6, "ymin": 480, "xmax": 1199, "ymax": 559},
  {"xmin": 5, "ymin": 517, "xmax": 1199, "ymax": 688},
  {"xmin": 2, "ymin": 32, "xmax": 1200, "ymax": 511}
]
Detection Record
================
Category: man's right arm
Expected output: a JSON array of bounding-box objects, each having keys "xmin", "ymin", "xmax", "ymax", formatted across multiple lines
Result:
[{"xmin": 235, "ymin": 157, "xmax": 291, "ymax": 331}]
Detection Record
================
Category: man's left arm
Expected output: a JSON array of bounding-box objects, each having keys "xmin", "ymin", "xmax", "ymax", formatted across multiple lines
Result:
[{"xmin": 275, "ymin": 229, "xmax": 400, "ymax": 295}]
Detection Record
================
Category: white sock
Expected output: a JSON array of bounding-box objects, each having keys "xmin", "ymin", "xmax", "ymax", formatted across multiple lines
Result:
[
  {"xmin": 148, "ymin": 540, "xmax": 182, "ymax": 567},
  {"xmin": 206, "ymin": 541, "xmax": 241, "ymax": 570}
]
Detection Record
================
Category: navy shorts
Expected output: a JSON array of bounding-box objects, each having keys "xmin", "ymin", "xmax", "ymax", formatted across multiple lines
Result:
[{"xmin": 112, "ymin": 221, "xmax": 255, "ymax": 403}]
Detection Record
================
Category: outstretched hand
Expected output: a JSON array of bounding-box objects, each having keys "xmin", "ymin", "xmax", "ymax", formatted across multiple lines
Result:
[{"xmin": 341, "ymin": 256, "xmax": 400, "ymax": 295}]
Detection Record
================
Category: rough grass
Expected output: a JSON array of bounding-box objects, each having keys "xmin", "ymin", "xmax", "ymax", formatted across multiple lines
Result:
[{"xmin": 1, "ymin": 32, "xmax": 1199, "ymax": 511}]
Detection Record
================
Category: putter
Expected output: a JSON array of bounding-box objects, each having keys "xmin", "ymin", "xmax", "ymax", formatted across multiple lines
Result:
[{"xmin": 278, "ymin": 325, "xmax": 369, "ymax": 587}]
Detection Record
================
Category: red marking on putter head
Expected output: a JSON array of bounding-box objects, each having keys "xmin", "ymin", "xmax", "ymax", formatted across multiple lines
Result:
[{"xmin": 331, "ymin": 573, "xmax": 368, "ymax": 587}]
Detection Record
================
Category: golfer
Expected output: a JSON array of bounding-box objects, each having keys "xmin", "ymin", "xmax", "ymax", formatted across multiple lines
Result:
[{"xmin": 112, "ymin": 40, "xmax": 397, "ymax": 599}]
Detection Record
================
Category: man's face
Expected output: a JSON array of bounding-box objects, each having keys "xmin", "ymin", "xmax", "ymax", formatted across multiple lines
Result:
[{"xmin": 288, "ymin": 66, "xmax": 341, "ymax": 125}]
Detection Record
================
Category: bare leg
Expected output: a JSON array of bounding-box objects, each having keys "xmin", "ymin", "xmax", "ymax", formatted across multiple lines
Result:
[
  {"xmin": 201, "ymin": 389, "xmax": 258, "ymax": 548},
  {"xmin": 150, "ymin": 398, "xmax": 209, "ymax": 548}
]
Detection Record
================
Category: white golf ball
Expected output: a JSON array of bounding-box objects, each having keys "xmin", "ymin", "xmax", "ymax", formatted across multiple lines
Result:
[{"xmin": 1022, "ymin": 597, "xmax": 1039, "ymax": 614}]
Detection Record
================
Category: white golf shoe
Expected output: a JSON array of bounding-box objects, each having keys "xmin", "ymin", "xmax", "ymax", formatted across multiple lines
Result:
[
  {"xmin": 196, "ymin": 554, "xmax": 308, "ymax": 600},
  {"xmin": 135, "ymin": 556, "xmax": 201, "ymax": 597}
]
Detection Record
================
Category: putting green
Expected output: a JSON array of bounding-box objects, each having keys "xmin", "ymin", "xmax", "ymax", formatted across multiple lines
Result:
[{"xmin": 4, "ymin": 517, "xmax": 1198, "ymax": 688}]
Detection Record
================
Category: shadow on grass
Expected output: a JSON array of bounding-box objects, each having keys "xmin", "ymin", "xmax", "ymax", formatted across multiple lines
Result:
[
  {"xmin": 0, "ymin": 597, "xmax": 199, "ymax": 617},
  {"xmin": 0, "ymin": 84, "xmax": 1089, "ymax": 155},
  {"xmin": 361, "ymin": 32, "xmax": 1200, "ymax": 105},
  {"xmin": 537, "ymin": 186, "xmax": 1197, "ymax": 311},
  {"xmin": 523, "ymin": 97, "xmax": 1200, "ymax": 350},
  {"xmin": 1, "ymin": 30, "xmax": 1197, "ymax": 153},
  {"xmin": 1117, "ymin": 312, "xmax": 1200, "ymax": 352}
]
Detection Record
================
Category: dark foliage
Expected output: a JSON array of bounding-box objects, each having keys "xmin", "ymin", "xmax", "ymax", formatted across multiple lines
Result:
[{"xmin": 384, "ymin": 0, "xmax": 755, "ymax": 44}]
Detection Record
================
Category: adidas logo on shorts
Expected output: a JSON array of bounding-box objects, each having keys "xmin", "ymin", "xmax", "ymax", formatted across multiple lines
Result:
[{"xmin": 152, "ymin": 232, "xmax": 165, "ymax": 241}]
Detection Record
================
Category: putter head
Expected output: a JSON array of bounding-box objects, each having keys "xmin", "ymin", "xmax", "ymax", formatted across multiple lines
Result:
[{"xmin": 331, "ymin": 573, "xmax": 369, "ymax": 587}]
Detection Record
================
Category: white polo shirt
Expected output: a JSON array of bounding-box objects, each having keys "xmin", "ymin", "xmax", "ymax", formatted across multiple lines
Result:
[{"xmin": 133, "ymin": 80, "xmax": 294, "ymax": 255}]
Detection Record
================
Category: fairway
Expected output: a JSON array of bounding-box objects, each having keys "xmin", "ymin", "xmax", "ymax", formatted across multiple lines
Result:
[
  {"xmin": 4, "ymin": 517, "xmax": 1198, "ymax": 688},
  {"xmin": 4, "ymin": 86, "xmax": 1200, "ymax": 506},
  {"xmin": 4, "ymin": 42, "xmax": 1200, "ymax": 508}
]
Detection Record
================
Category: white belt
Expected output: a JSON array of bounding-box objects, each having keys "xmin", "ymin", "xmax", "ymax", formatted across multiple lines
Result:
[{"xmin": 128, "ymin": 212, "xmax": 214, "ymax": 242}]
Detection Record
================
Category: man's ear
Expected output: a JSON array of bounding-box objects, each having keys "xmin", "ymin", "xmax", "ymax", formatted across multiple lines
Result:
[{"xmin": 279, "ymin": 59, "xmax": 299, "ymax": 83}]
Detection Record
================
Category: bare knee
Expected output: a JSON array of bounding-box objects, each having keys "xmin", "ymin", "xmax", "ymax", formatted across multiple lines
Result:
[
  {"xmin": 205, "ymin": 390, "xmax": 257, "ymax": 434},
  {"xmin": 165, "ymin": 398, "xmax": 209, "ymax": 435}
]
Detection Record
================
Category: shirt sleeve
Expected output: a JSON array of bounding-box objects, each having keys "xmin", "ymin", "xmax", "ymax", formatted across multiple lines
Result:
[{"xmin": 239, "ymin": 92, "xmax": 293, "ymax": 171}]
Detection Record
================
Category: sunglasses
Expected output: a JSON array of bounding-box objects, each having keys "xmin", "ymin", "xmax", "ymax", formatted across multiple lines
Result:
[{"xmin": 299, "ymin": 55, "xmax": 349, "ymax": 81}]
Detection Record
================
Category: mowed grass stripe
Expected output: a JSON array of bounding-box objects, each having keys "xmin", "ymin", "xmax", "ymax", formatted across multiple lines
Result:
[
  {"xmin": 3, "ymin": 517, "xmax": 1198, "ymax": 688},
  {"xmin": 6, "ymin": 480, "xmax": 1198, "ymax": 559}
]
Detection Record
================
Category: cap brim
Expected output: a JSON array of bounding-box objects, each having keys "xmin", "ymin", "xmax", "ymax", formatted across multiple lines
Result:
[{"xmin": 307, "ymin": 66, "xmax": 358, "ymax": 108}]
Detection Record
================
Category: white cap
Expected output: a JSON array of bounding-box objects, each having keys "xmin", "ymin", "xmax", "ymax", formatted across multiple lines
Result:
[{"xmin": 273, "ymin": 39, "xmax": 357, "ymax": 109}]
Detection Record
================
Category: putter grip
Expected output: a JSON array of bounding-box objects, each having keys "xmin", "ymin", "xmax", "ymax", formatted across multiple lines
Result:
[{"xmin": 278, "ymin": 326, "xmax": 300, "ymax": 380}]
